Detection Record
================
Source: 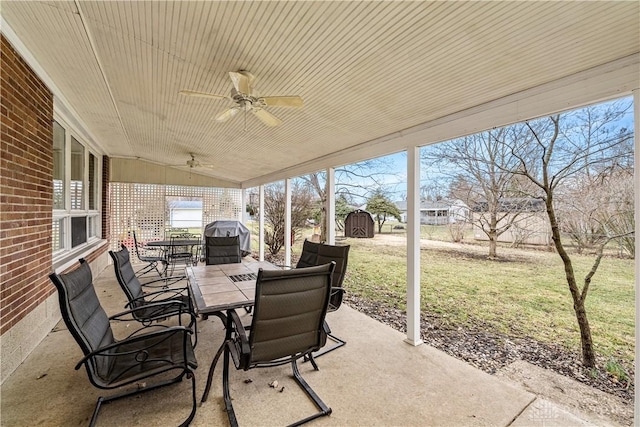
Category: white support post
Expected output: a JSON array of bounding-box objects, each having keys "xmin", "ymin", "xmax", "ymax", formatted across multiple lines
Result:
[
  {"xmin": 259, "ymin": 184, "xmax": 265, "ymax": 262},
  {"xmin": 405, "ymin": 146, "xmax": 423, "ymax": 346},
  {"xmin": 284, "ymin": 178, "xmax": 292, "ymax": 267},
  {"xmin": 326, "ymin": 168, "xmax": 336, "ymax": 245},
  {"xmin": 633, "ymin": 88, "xmax": 639, "ymax": 424},
  {"xmin": 241, "ymin": 188, "xmax": 248, "ymax": 223}
]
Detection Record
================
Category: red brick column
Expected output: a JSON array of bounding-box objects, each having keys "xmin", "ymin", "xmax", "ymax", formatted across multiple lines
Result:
[{"xmin": 0, "ymin": 35, "xmax": 54, "ymax": 334}]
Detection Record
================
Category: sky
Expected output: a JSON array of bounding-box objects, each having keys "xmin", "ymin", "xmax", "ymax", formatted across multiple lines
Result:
[{"xmin": 337, "ymin": 95, "xmax": 635, "ymax": 204}]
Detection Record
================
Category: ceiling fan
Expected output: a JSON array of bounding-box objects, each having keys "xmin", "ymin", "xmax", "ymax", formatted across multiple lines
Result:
[
  {"xmin": 171, "ymin": 153, "xmax": 214, "ymax": 170},
  {"xmin": 179, "ymin": 70, "xmax": 303, "ymax": 128}
]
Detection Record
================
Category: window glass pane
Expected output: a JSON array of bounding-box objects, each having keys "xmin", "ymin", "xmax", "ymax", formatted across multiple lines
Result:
[
  {"xmin": 88, "ymin": 215, "xmax": 98, "ymax": 239},
  {"xmin": 71, "ymin": 137, "xmax": 84, "ymax": 210},
  {"xmin": 71, "ymin": 216, "xmax": 87, "ymax": 247},
  {"xmin": 88, "ymin": 153, "xmax": 98, "ymax": 210},
  {"xmin": 53, "ymin": 121, "xmax": 65, "ymax": 209},
  {"xmin": 52, "ymin": 218, "xmax": 64, "ymax": 251}
]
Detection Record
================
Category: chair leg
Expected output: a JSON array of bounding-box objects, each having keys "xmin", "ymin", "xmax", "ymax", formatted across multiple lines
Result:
[
  {"xmin": 312, "ymin": 333, "xmax": 346, "ymax": 359},
  {"xmin": 89, "ymin": 373, "xmax": 192, "ymax": 427},
  {"xmin": 134, "ymin": 261, "xmax": 157, "ymax": 278},
  {"xmin": 223, "ymin": 345, "xmax": 239, "ymax": 427},
  {"xmin": 288, "ymin": 359, "xmax": 332, "ymax": 427},
  {"xmin": 201, "ymin": 339, "xmax": 227, "ymax": 403}
]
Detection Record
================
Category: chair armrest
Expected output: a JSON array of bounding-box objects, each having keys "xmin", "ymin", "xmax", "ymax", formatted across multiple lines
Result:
[
  {"xmin": 111, "ymin": 300, "xmax": 195, "ymax": 324},
  {"xmin": 74, "ymin": 325, "xmax": 193, "ymax": 370}
]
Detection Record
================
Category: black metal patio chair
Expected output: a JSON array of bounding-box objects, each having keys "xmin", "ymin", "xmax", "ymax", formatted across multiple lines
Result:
[
  {"xmin": 201, "ymin": 262, "xmax": 336, "ymax": 427},
  {"xmin": 167, "ymin": 233, "xmax": 201, "ymax": 276},
  {"xmin": 48, "ymin": 259, "xmax": 198, "ymax": 427},
  {"xmin": 132, "ymin": 230, "xmax": 167, "ymax": 278},
  {"xmin": 296, "ymin": 240, "xmax": 350, "ymax": 358},
  {"xmin": 109, "ymin": 245, "xmax": 197, "ymax": 345}
]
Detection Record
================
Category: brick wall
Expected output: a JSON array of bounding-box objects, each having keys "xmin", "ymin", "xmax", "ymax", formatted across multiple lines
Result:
[{"xmin": 0, "ymin": 34, "xmax": 54, "ymax": 335}]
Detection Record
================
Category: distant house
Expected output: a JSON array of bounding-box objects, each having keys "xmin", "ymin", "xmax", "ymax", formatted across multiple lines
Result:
[
  {"xmin": 471, "ymin": 198, "xmax": 551, "ymax": 246},
  {"xmin": 395, "ymin": 199, "xmax": 470, "ymax": 225},
  {"xmin": 168, "ymin": 200, "xmax": 203, "ymax": 228}
]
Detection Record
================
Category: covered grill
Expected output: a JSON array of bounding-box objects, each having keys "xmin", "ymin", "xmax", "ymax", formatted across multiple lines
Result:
[{"xmin": 203, "ymin": 220, "xmax": 251, "ymax": 256}]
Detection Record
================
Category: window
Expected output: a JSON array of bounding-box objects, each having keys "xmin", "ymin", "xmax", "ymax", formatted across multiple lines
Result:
[
  {"xmin": 89, "ymin": 153, "xmax": 98, "ymax": 210},
  {"xmin": 53, "ymin": 122, "xmax": 65, "ymax": 210},
  {"xmin": 52, "ymin": 117, "xmax": 102, "ymax": 258},
  {"xmin": 70, "ymin": 137, "xmax": 84, "ymax": 210}
]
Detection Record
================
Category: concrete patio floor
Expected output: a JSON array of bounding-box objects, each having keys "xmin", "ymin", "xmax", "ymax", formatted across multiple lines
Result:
[{"xmin": 0, "ymin": 262, "xmax": 615, "ymax": 426}]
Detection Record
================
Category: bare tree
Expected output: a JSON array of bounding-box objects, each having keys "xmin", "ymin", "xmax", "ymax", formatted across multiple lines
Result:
[
  {"xmin": 263, "ymin": 181, "xmax": 314, "ymax": 255},
  {"xmin": 507, "ymin": 98, "xmax": 633, "ymax": 367},
  {"xmin": 423, "ymin": 128, "xmax": 534, "ymax": 258}
]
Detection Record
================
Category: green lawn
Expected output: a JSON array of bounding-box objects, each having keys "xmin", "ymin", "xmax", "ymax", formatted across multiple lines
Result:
[
  {"xmin": 342, "ymin": 233, "xmax": 635, "ymax": 364},
  {"xmin": 245, "ymin": 221, "xmax": 634, "ymax": 364}
]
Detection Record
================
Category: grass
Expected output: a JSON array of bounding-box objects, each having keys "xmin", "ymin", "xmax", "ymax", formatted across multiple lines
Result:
[
  {"xmin": 245, "ymin": 220, "xmax": 634, "ymax": 364},
  {"xmin": 342, "ymin": 232, "xmax": 635, "ymax": 365}
]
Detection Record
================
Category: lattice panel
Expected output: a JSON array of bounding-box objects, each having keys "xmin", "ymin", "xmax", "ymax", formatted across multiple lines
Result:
[{"xmin": 109, "ymin": 183, "xmax": 243, "ymax": 250}]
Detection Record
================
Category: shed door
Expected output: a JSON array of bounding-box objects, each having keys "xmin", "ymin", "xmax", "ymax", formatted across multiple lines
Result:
[{"xmin": 350, "ymin": 214, "xmax": 369, "ymax": 238}]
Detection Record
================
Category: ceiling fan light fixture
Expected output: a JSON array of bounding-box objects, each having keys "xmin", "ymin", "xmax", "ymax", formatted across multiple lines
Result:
[
  {"xmin": 180, "ymin": 70, "xmax": 303, "ymax": 127},
  {"xmin": 241, "ymin": 100, "xmax": 253, "ymax": 111}
]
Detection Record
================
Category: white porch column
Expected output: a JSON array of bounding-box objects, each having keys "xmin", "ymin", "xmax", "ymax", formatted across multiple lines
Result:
[
  {"xmin": 326, "ymin": 167, "xmax": 336, "ymax": 245},
  {"xmin": 284, "ymin": 178, "xmax": 292, "ymax": 267},
  {"xmin": 241, "ymin": 188, "xmax": 248, "ymax": 223},
  {"xmin": 258, "ymin": 184, "xmax": 265, "ymax": 262},
  {"xmin": 633, "ymin": 88, "xmax": 639, "ymax": 423},
  {"xmin": 406, "ymin": 146, "xmax": 423, "ymax": 346}
]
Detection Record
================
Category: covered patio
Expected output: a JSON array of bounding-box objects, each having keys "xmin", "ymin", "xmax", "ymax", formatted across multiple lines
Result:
[{"xmin": 1, "ymin": 261, "xmax": 610, "ymax": 426}]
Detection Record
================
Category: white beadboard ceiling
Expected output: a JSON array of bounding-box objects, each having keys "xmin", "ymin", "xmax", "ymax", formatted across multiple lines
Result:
[{"xmin": 2, "ymin": 1, "xmax": 639, "ymax": 187}]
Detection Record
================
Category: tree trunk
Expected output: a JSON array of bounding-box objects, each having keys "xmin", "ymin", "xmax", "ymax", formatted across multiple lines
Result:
[
  {"xmin": 546, "ymin": 193, "xmax": 596, "ymax": 367},
  {"xmin": 488, "ymin": 235, "xmax": 497, "ymax": 258},
  {"xmin": 488, "ymin": 211, "xmax": 499, "ymax": 258}
]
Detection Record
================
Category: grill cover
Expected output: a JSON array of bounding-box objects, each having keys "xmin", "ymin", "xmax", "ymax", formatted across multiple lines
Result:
[{"xmin": 203, "ymin": 220, "xmax": 251, "ymax": 256}]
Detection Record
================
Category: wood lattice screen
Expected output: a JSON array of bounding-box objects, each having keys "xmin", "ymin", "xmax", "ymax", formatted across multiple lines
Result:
[{"xmin": 109, "ymin": 183, "xmax": 242, "ymax": 250}]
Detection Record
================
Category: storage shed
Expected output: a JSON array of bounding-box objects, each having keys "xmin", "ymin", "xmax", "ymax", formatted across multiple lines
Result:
[{"xmin": 345, "ymin": 209, "xmax": 375, "ymax": 238}]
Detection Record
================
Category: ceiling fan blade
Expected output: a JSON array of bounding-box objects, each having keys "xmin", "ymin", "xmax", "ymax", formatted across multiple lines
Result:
[
  {"xmin": 179, "ymin": 89, "xmax": 228, "ymax": 100},
  {"xmin": 229, "ymin": 71, "xmax": 254, "ymax": 95},
  {"xmin": 252, "ymin": 108, "xmax": 282, "ymax": 127},
  {"xmin": 215, "ymin": 107, "xmax": 240, "ymax": 122},
  {"xmin": 260, "ymin": 96, "xmax": 304, "ymax": 108}
]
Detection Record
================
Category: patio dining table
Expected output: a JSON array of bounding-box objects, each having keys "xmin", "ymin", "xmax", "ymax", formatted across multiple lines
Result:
[
  {"xmin": 146, "ymin": 238, "xmax": 202, "ymax": 251},
  {"xmin": 185, "ymin": 260, "xmax": 280, "ymax": 316},
  {"xmin": 146, "ymin": 238, "xmax": 202, "ymax": 276}
]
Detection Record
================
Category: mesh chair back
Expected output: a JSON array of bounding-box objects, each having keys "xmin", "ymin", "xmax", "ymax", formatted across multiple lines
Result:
[
  {"xmin": 205, "ymin": 236, "xmax": 242, "ymax": 265},
  {"xmin": 296, "ymin": 240, "xmax": 350, "ymax": 310},
  {"xmin": 248, "ymin": 263, "xmax": 334, "ymax": 364},
  {"xmin": 48, "ymin": 260, "xmax": 115, "ymax": 383},
  {"xmin": 296, "ymin": 239, "xmax": 320, "ymax": 268},
  {"xmin": 109, "ymin": 245, "xmax": 145, "ymax": 305}
]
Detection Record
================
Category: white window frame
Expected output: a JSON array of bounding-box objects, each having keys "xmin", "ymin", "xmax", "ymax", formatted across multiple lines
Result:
[{"xmin": 52, "ymin": 113, "xmax": 102, "ymax": 262}]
